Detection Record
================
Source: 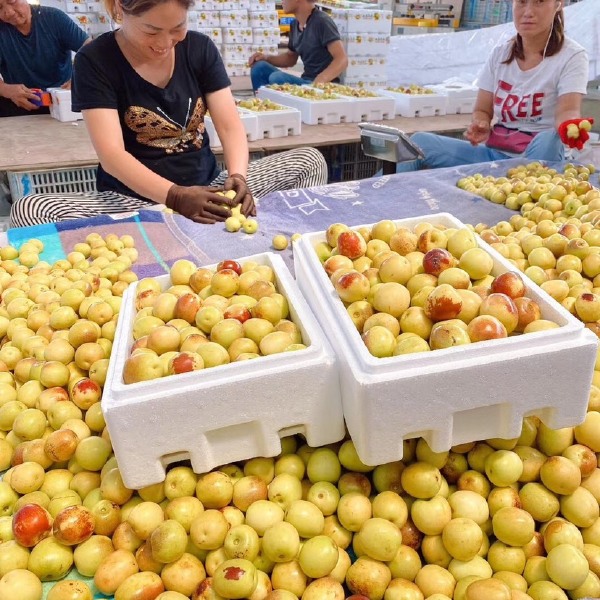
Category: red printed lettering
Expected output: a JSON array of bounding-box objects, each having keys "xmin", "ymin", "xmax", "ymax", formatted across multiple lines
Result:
[
  {"xmin": 531, "ymin": 92, "xmax": 543, "ymax": 116},
  {"xmin": 501, "ymin": 94, "xmax": 519, "ymax": 122},
  {"xmin": 516, "ymin": 95, "xmax": 531, "ymax": 118}
]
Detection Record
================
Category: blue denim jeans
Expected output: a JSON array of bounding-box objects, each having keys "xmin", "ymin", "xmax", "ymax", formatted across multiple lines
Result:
[
  {"xmin": 250, "ymin": 61, "xmax": 312, "ymax": 92},
  {"xmin": 396, "ymin": 129, "xmax": 565, "ymax": 172}
]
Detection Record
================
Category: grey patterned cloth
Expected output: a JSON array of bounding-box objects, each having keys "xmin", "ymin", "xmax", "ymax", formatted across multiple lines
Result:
[{"xmin": 174, "ymin": 158, "xmax": 587, "ymax": 273}]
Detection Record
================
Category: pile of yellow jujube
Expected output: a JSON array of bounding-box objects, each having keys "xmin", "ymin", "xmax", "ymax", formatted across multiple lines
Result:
[
  {"xmin": 0, "ymin": 162, "xmax": 598, "ymax": 600},
  {"xmin": 122, "ymin": 257, "xmax": 306, "ymax": 385}
]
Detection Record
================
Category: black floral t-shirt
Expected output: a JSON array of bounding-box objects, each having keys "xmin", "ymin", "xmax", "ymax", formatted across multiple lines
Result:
[{"xmin": 72, "ymin": 31, "xmax": 231, "ymax": 198}]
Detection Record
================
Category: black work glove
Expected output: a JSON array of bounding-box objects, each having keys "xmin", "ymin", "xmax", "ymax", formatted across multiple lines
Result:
[
  {"xmin": 223, "ymin": 173, "xmax": 257, "ymax": 217},
  {"xmin": 165, "ymin": 184, "xmax": 234, "ymax": 224}
]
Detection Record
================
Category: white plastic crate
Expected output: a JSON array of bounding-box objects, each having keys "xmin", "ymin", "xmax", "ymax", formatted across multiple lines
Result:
[
  {"xmin": 204, "ymin": 111, "xmax": 260, "ymax": 147},
  {"xmin": 425, "ymin": 82, "xmax": 478, "ymax": 115},
  {"xmin": 293, "ymin": 213, "xmax": 598, "ymax": 467},
  {"xmin": 237, "ymin": 105, "xmax": 301, "ymax": 138},
  {"xmin": 102, "ymin": 252, "xmax": 345, "ymax": 489},
  {"xmin": 7, "ymin": 165, "xmax": 97, "ymax": 200},
  {"xmin": 377, "ymin": 87, "xmax": 447, "ymax": 117},
  {"xmin": 47, "ymin": 88, "xmax": 82, "ymax": 122},
  {"xmin": 257, "ymin": 86, "xmax": 354, "ymax": 125}
]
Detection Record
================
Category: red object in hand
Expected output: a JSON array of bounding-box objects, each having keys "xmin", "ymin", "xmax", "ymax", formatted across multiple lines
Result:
[{"xmin": 558, "ymin": 118, "xmax": 594, "ymax": 150}]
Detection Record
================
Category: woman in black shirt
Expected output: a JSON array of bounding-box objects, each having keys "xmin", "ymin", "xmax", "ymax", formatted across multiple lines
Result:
[{"xmin": 10, "ymin": 0, "xmax": 327, "ymax": 227}]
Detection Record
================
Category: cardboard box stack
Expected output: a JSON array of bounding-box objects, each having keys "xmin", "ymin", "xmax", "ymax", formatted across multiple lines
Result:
[
  {"xmin": 193, "ymin": 0, "xmax": 280, "ymax": 78},
  {"xmin": 325, "ymin": 2, "xmax": 392, "ymax": 89}
]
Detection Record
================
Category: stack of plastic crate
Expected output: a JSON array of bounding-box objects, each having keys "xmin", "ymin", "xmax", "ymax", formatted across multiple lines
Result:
[{"xmin": 6, "ymin": 165, "xmax": 98, "ymax": 202}]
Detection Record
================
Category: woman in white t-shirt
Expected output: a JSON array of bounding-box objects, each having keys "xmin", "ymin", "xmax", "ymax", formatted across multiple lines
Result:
[{"xmin": 402, "ymin": 0, "xmax": 591, "ymax": 170}]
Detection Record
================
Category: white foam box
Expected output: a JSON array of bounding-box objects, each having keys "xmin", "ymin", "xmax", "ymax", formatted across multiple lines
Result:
[
  {"xmin": 47, "ymin": 88, "xmax": 82, "ymax": 122},
  {"xmin": 218, "ymin": 0, "xmax": 248, "ymax": 9},
  {"xmin": 425, "ymin": 82, "xmax": 478, "ymax": 115},
  {"xmin": 90, "ymin": 17, "xmax": 112, "ymax": 35},
  {"xmin": 224, "ymin": 60, "xmax": 250, "ymax": 77},
  {"xmin": 257, "ymin": 86, "xmax": 354, "ymax": 125},
  {"xmin": 219, "ymin": 9, "xmax": 249, "ymax": 27},
  {"xmin": 252, "ymin": 27, "xmax": 280, "ymax": 45},
  {"xmin": 329, "ymin": 8, "xmax": 348, "ymax": 34},
  {"xmin": 238, "ymin": 104, "xmax": 301, "ymax": 138},
  {"xmin": 39, "ymin": 0, "xmax": 67, "ymax": 10},
  {"xmin": 198, "ymin": 10, "xmax": 220, "ymax": 28},
  {"xmin": 343, "ymin": 33, "xmax": 390, "ymax": 56},
  {"xmin": 250, "ymin": 0, "xmax": 276, "ymax": 11},
  {"xmin": 67, "ymin": 11, "xmax": 93, "ymax": 33},
  {"xmin": 293, "ymin": 213, "xmax": 599, "ymax": 467},
  {"xmin": 310, "ymin": 84, "xmax": 395, "ymax": 122},
  {"xmin": 102, "ymin": 252, "xmax": 345, "ymax": 489},
  {"xmin": 204, "ymin": 109, "xmax": 259, "ymax": 147},
  {"xmin": 192, "ymin": 0, "xmax": 216, "ymax": 8},
  {"xmin": 66, "ymin": 0, "xmax": 85, "ymax": 11},
  {"xmin": 248, "ymin": 10, "xmax": 279, "ymax": 27},
  {"xmin": 251, "ymin": 43, "xmax": 278, "ymax": 55},
  {"xmin": 198, "ymin": 27, "xmax": 222, "ymax": 44},
  {"xmin": 341, "ymin": 75, "xmax": 388, "ymax": 90},
  {"xmin": 377, "ymin": 87, "xmax": 447, "ymax": 117},
  {"xmin": 345, "ymin": 9, "xmax": 393, "ymax": 33},
  {"xmin": 221, "ymin": 44, "xmax": 252, "ymax": 61},
  {"xmin": 222, "ymin": 27, "xmax": 253, "ymax": 44},
  {"xmin": 345, "ymin": 56, "xmax": 387, "ymax": 78}
]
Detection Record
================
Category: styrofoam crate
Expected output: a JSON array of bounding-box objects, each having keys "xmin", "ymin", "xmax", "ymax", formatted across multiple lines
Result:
[
  {"xmin": 250, "ymin": 0, "xmax": 276, "ymax": 10},
  {"xmin": 102, "ymin": 252, "xmax": 345, "ymax": 489},
  {"xmin": 345, "ymin": 9, "xmax": 393, "ymax": 33},
  {"xmin": 342, "ymin": 76, "xmax": 388, "ymax": 90},
  {"xmin": 248, "ymin": 10, "xmax": 279, "ymax": 27},
  {"xmin": 252, "ymin": 27, "xmax": 280, "ymax": 45},
  {"xmin": 342, "ymin": 33, "xmax": 390, "ymax": 56},
  {"xmin": 221, "ymin": 43, "xmax": 252, "ymax": 61},
  {"xmin": 219, "ymin": 9, "xmax": 249, "ymax": 27},
  {"xmin": 257, "ymin": 86, "xmax": 354, "ymax": 125},
  {"xmin": 377, "ymin": 87, "xmax": 447, "ymax": 117},
  {"xmin": 198, "ymin": 10, "xmax": 220, "ymax": 27},
  {"xmin": 224, "ymin": 60, "xmax": 251, "ymax": 77},
  {"xmin": 66, "ymin": 0, "xmax": 85, "ymax": 11},
  {"xmin": 293, "ymin": 213, "xmax": 598, "ymax": 467},
  {"xmin": 310, "ymin": 83, "xmax": 395, "ymax": 122},
  {"xmin": 47, "ymin": 88, "xmax": 83, "ymax": 122},
  {"xmin": 344, "ymin": 56, "xmax": 387, "ymax": 79},
  {"xmin": 198, "ymin": 27, "xmax": 222, "ymax": 44},
  {"xmin": 192, "ymin": 0, "xmax": 216, "ymax": 9},
  {"xmin": 237, "ymin": 104, "xmax": 301, "ymax": 138},
  {"xmin": 222, "ymin": 27, "xmax": 253, "ymax": 43},
  {"xmin": 204, "ymin": 110, "xmax": 260, "ymax": 147},
  {"xmin": 425, "ymin": 82, "xmax": 478, "ymax": 115}
]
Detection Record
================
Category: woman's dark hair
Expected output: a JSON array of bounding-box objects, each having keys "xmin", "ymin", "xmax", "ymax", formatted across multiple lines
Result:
[
  {"xmin": 502, "ymin": 9, "xmax": 564, "ymax": 64},
  {"xmin": 105, "ymin": 0, "xmax": 194, "ymax": 22}
]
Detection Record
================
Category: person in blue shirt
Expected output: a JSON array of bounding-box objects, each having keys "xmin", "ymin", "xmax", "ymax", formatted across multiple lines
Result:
[{"xmin": 0, "ymin": 0, "xmax": 89, "ymax": 117}]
